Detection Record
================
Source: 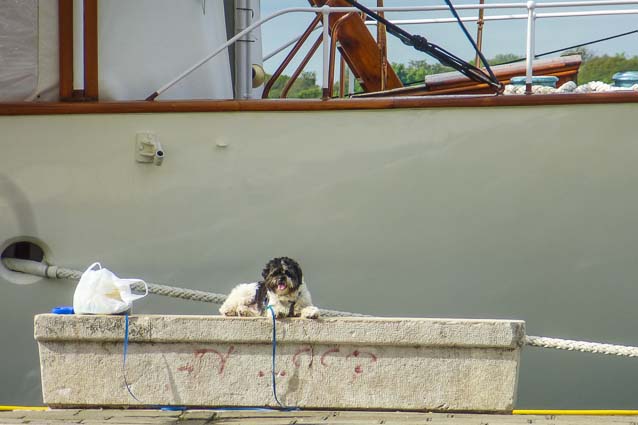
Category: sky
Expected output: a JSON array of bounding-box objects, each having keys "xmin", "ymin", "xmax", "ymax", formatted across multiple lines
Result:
[{"xmin": 258, "ymin": 0, "xmax": 638, "ymax": 77}]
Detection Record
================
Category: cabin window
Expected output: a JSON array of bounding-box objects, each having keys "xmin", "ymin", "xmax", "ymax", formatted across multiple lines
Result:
[{"xmin": 0, "ymin": 0, "xmax": 38, "ymax": 101}]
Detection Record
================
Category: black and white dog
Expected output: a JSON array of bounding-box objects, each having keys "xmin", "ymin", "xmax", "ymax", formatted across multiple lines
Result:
[{"xmin": 219, "ymin": 257, "xmax": 319, "ymax": 319}]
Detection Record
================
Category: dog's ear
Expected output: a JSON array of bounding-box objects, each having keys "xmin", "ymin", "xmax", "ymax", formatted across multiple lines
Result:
[
  {"xmin": 261, "ymin": 264, "xmax": 271, "ymax": 279},
  {"xmin": 262, "ymin": 258, "xmax": 276, "ymax": 279},
  {"xmin": 254, "ymin": 281, "xmax": 268, "ymax": 309},
  {"xmin": 290, "ymin": 258, "xmax": 303, "ymax": 284}
]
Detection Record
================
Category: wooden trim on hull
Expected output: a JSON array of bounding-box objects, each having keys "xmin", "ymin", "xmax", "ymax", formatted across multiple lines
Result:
[{"xmin": 1, "ymin": 92, "xmax": 637, "ymax": 116}]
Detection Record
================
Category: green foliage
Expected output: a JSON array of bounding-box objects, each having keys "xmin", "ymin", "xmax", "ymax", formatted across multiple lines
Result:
[
  {"xmin": 265, "ymin": 71, "xmax": 320, "ymax": 98},
  {"xmin": 392, "ymin": 60, "xmax": 451, "ymax": 85},
  {"xmin": 489, "ymin": 53, "xmax": 521, "ymax": 65},
  {"xmin": 577, "ymin": 53, "xmax": 638, "ymax": 84},
  {"xmin": 263, "ymin": 49, "xmax": 638, "ymax": 97}
]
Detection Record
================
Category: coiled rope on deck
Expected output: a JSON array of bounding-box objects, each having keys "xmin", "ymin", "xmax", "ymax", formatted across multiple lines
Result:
[
  {"xmin": 1, "ymin": 258, "xmax": 367, "ymax": 318},
  {"xmin": 5, "ymin": 258, "xmax": 638, "ymax": 356}
]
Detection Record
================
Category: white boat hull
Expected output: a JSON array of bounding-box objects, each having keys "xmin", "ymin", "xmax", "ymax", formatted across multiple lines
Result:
[{"xmin": 2, "ymin": 101, "xmax": 638, "ymax": 406}]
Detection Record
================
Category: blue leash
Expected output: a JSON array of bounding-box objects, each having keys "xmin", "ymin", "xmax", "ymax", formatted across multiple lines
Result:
[
  {"xmin": 266, "ymin": 306, "xmax": 298, "ymax": 411},
  {"xmin": 123, "ymin": 315, "xmax": 188, "ymax": 411},
  {"xmin": 123, "ymin": 314, "xmax": 144, "ymax": 404},
  {"xmin": 123, "ymin": 311, "xmax": 297, "ymax": 411}
]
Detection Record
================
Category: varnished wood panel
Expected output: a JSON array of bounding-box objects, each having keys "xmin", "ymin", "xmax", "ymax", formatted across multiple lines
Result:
[{"xmin": 58, "ymin": 0, "xmax": 74, "ymax": 100}]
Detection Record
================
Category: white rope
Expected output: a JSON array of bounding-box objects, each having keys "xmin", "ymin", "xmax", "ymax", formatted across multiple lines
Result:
[
  {"xmin": 524, "ymin": 335, "xmax": 638, "ymax": 357},
  {"xmin": 6, "ymin": 259, "xmax": 638, "ymax": 354},
  {"xmin": 1, "ymin": 258, "xmax": 366, "ymax": 317}
]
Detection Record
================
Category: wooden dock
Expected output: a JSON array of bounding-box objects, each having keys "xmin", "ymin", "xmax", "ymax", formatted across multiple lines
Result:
[{"xmin": 1, "ymin": 409, "xmax": 637, "ymax": 425}]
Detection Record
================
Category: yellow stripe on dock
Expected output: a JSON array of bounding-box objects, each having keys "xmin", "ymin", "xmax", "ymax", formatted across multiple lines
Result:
[
  {"xmin": 514, "ymin": 410, "xmax": 638, "ymax": 416},
  {"xmin": 0, "ymin": 406, "xmax": 48, "ymax": 411}
]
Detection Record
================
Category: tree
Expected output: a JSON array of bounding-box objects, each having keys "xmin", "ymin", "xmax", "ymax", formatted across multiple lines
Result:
[
  {"xmin": 392, "ymin": 60, "xmax": 451, "ymax": 85},
  {"xmin": 264, "ymin": 71, "xmax": 321, "ymax": 98},
  {"xmin": 576, "ymin": 53, "xmax": 638, "ymax": 84},
  {"xmin": 489, "ymin": 53, "xmax": 521, "ymax": 65},
  {"xmin": 263, "ymin": 50, "xmax": 638, "ymax": 97}
]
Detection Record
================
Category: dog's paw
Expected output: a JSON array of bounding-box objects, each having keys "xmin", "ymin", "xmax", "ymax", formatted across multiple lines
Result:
[
  {"xmin": 268, "ymin": 305, "xmax": 289, "ymax": 318},
  {"xmin": 300, "ymin": 306, "xmax": 320, "ymax": 319},
  {"xmin": 236, "ymin": 305, "xmax": 260, "ymax": 317},
  {"xmin": 219, "ymin": 301, "xmax": 234, "ymax": 316}
]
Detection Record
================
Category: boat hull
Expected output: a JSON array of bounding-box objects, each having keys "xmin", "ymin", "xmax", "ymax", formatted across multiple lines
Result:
[{"xmin": 2, "ymin": 100, "xmax": 638, "ymax": 407}]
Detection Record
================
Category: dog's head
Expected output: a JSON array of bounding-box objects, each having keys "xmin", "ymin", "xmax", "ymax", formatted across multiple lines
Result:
[{"xmin": 262, "ymin": 257, "xmax": 303, "ymax": 296}]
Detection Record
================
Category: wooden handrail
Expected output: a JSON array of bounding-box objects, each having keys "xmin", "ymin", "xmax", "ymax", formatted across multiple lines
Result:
[{"xmin": 1, "ymin": 92, "xmax": 637, "ymax": 116}]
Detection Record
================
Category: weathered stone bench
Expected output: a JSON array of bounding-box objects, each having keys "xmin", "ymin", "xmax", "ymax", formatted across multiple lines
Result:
[{"xmin": 34, "ymin": 315, "xmax": 525, "ymax": 411}]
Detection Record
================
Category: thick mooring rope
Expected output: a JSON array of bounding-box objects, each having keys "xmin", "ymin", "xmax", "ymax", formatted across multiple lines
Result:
[
  {"xmin": 1, "ymin": 258, "xmax": 367, "ymax": 318},
  {"xmin": 5, "ymin": 258, "xmax": 638, "ymax": 356},
  {"xmin": 524, "ymin": 335, "xmax": 638, "ymax": 358}
]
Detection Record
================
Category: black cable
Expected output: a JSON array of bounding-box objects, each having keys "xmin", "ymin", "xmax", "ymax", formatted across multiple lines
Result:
[
  {"xmin": 340, "ymin": 0, "xmax": 503, "ymax": 92},
  {"xmin": 443, "ymin": 0, "xmax": 498, "ymax": 83},
  {"xmin": 340, "ymin": 27, "xmax": 638, "ymax": 97},
  {"xmin": 499, "ymin": 29, "xmax": 638, "ymax": 65}
]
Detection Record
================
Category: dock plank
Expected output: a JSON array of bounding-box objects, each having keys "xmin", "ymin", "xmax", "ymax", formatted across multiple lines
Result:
[{"xmin": 0, "ymin": 410, "xmax": 637, "ymax": 425}]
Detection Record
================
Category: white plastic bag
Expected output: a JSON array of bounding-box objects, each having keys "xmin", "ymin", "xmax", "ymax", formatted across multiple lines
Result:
[{"xmin": 73, "ymin": 262, "xmax": 149, "ymax": 314}]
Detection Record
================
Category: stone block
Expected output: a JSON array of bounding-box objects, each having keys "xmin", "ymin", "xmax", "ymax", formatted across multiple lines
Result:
[{"xmin": 35, "ymin": 315, "xmax": 524, "ymax": 412}]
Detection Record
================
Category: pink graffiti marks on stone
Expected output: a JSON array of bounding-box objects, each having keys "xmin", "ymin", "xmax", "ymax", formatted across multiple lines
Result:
[
  {"xmin": 198, "ymin": 346, "xmax": 378, "ymax": 381},
  {"xmin": 177, "ymin": 364, "xmax": 195, "ymax": 374},
  {"xmin": 194, "ymin": 346, "xmax": 236, "ymax": 374},
  {"xmin": 320, "ymin": 347, "xmax": 340, "ymax": 366},
  {"xmin": 346, "ymin": 349, "xmax": 378, "ymax": 363},
  {"xmin": 292, "ymin": 345, "xmax": 314, "ymax": 368},
  {"xmin": 346, "ymin": 349, "xmax": 378, "ymax": 379}
]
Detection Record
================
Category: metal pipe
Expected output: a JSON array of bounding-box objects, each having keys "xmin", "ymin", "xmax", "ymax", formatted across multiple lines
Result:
[
  {"xmin": 475, "ymin": 0, "xmax": 486, "ymax": 68},
  {"xmin": 147, "ymin": 1, "xmax": 638, "ymax": 100},
  {"xmin": 328, "ymin": 13, "xmax": 357, "ymax": 99},
  {"xmin": 348, "ymin": 67, "xmax": 355, "ymax": 96},
  {"xmin": 261, "ymin": 2, "xmax": 638, "ymax": 64},
  {"xmin": 339, "ymin": 55, "xmax": 346, "ymax": 98},
  {"xmin": 262, "ymin": 14, "xmax": 322, "ymax": 98},
  {"xmin": 322, "ymin": 6, "xmax": 330, "ymax": 100},
  {"xmin": 377, "ymin": 0, "xmax": 387, "ymax": 92},
  {"xmin": 375, "ymin": 8, "xmax": 638, "ymax": 25},
  {"xmin": 280, "ymin": 34, "xmax": 323, "ymax": 98},
  {"xmin": 235, "ymin": 0, "xmax": 254, "ymax": 99},
  {"xmin": 147, "ymin": 7, "xmax": 323, "ymax": 100},
  {"xmin": 525, "ymin": 1, "xmax": 536, "ymax": 95},
  {"xmin": 264, "ymin": 25, "xmax": 322, "ymax": 61}
]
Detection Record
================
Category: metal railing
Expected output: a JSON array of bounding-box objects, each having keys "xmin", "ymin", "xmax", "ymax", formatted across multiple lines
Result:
[{"xmin": 147, "ymin": 1, "xmax": 638, "ymax": 100}]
